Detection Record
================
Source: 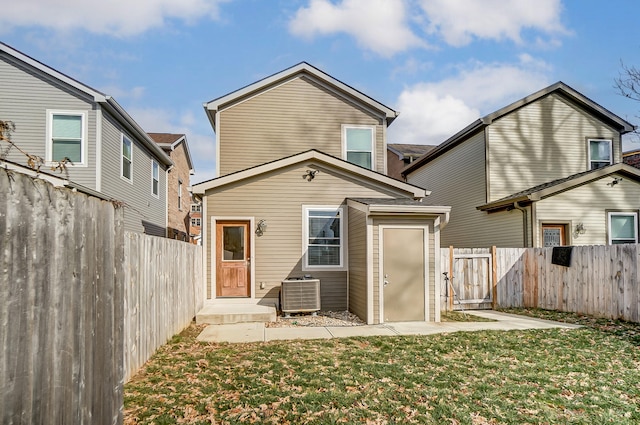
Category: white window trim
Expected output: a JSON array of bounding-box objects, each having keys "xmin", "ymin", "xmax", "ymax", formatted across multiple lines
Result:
[
  {"xmin": 120, "ymin": 134, "xmax": 133, "ymax": 184},
  {"xmin": 191, "ymin": 204, "xmax": 202, "ymax": 213},
  {"xmin": 341, "ymin": 124, "xmax": 376, "ymax": 171},
  {"xmin": 607, "ymin": 212, "xmax": 638, "ymax": 244},
  {"xmin": 151, "ymin": 159, "xmax": 159, "ymax": 198},
  {"xmin": 191, "ymin": 217, "xmax": 201, "ymax": 227},
  {"xmin": 45, "ymin": 110, "xmax": 88, "ymax": 167},
  {"xmin": 302, "ymin": 205, "xmax": 347, "ymax": 271},
  {"xmin": 588, "ymin": 138, "xmax": 613, "ymax": 170},
  {"xmin": 178, "ymin": 180, "xmax": 183, "ymax": 211}
]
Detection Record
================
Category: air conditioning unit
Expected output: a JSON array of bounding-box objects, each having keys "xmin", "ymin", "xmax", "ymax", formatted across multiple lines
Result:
[{"xmin": 280, "ymin": 278, "xmax": 321, "ymax": 317}]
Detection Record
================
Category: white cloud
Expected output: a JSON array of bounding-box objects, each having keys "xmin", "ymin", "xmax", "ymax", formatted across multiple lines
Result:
[
  {"xmin": 0, "ymin": 0, "xmax": 229, "ymax": 36},
  {"xmin": 419, "ymin": 0, "xmax": 567, "ymax": 46},
  {"xmin": 288, "ymin": 0, "xmax": 426, "ymax": 57},
  {"xmin": 389, "ymin": 57, "xmax": 552, "ymax": 145}
]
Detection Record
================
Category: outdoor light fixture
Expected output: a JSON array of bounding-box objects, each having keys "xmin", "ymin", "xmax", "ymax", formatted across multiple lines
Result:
[
  {"xmin": 302, "ymin": 169, "xmax": 319, "ymax": 181},
  {"xmin": 575, "ymin": 223, "xmax": 586, "ymax": 235},
  {"xmin": 255, "ymin": 219, "xmax": 267, "ymax": 236},
  {"xmin": 607, "ymin": 177, "xmax": 623, "ymax": 187}
]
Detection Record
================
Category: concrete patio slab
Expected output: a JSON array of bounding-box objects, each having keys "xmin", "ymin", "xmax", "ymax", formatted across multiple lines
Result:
[
  {"xmin": 326, "ymin": 326, "xmax": 397, "ymax": 338},
  {"xmin": 265, "ymin": 327, "xmax": 333, "ymax": 341},
  {"xmin": 197, "ymin": 322, "xmax": 265, "ymax": 343},
  {"xmin": 195, "ymin": 310, "xmax": 581, "ymax": 343}
]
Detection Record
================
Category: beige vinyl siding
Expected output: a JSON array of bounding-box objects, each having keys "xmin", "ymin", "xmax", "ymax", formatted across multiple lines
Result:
[
  {"xmin": 204, "ymin": 162, "xmax": 409, "ymax": 308},
  {"xmin": 347, "ymin": 207, "xmax": 368, "ymax": 320},
  {"xmin": 0, "ymin": 54, "xmax": 96, "ymax": 188},
  {"xmin": 534, "ymin": 173, "xmax": 640, "ymax": 246},
  {"xmin": 372, "ymin": 217, "xmax": 436, "ymax": 323},
  {"xmin": 100, "ymin": 113, "xmax": 167, "ymax": 235},
  {"xmin": 218, "ymin": 76, "xmax": 384, "ymax": 176},
  {"xmin": 488, "ymin": 92, "xmax": 621, "ymax": 201},
  {"xmin": 407, "ymin": 130, "xmax": 523, "ymax": 247}
]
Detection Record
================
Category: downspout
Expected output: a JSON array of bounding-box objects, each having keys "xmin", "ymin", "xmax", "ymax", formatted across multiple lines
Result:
[{"xmin": 512, "ymin": 202, "xmax": 528, "ymax": 247}]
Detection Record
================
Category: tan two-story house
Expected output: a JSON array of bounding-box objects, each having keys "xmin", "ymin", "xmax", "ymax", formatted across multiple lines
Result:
[
  {"xmin": 403, "ymin": 82, "xmax": 640, "ymax": 248},
  {"xmin": 193, "ymin": 63, "xmax": 450, "ymax": 324}
]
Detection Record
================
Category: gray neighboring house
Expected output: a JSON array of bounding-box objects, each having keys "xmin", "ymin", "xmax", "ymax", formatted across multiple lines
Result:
[{"xmin": 0, "ymin": 42, "xmax": 173, "ymax": 236}]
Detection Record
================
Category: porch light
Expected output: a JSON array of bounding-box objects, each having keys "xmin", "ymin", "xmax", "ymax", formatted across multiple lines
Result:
[
  {"xmin": 255, "ymin": 219, "xmax": 267, "ymax": 236},
  {"xmin": 575, "ymin": 223, "xmax": 586, "ymax": 235},
  {"xmin": 302, "ymin": 169, "xmax": 319, "ymax": 181}
]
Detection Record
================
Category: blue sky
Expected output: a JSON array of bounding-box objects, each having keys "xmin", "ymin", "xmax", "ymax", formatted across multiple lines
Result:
[{"xmin": 1, "ymin": 0, "xmax": 640, "ymax": 182}]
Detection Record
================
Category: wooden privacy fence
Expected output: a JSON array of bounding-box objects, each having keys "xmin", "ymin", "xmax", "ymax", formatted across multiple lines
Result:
[
  {"xmin": 123, "ymin": 232, "xmax": 203, "ymax": 382},
  {"xmin": 1, "ymin": 170, "xmax": 125, "ymax": 425},
  {"xmin": 442, "ymin": 245, "xmax": 640, "ymax": 322},
  {"xmin": 2, "ymin": 169, "xmax": 205, "ymax": 424}
]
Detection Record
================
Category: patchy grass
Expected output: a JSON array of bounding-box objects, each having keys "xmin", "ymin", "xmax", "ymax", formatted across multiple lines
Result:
[
  {"xmin": 125, "ymin": 319, "xmax": 640, "ymax": 424},
  {"xmin": 441, "ymin": 310, "xmax": 495, "ymax": 322},
  {"xmin": 500, "ymin": 308, "xmax": 640, "ymax": 346}
]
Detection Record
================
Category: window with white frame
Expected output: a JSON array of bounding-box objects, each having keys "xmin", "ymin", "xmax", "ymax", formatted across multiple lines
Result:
[
  {"xmin": 191, "ymin": 204, "xmax": 201, "ymax": 213},
  {"xmin": 191, "ymin": 217, "xmax": 201, "ymax": 227},
  {"xmin": 47, "ymin": 111, "xmax": 86, "ymax": 164},
  {"xmin": 608, "ymin": 212, "xmax": 638, "ymax": 244},
  {"xmin": 151, "ymin": 160, "xmax": 159, "ymax": 197},
  {"xmin": 304, "ymin": 207, "xmax": 344, "ymax": 269},
  {"xmin": 121, "ymin": 135, "xmax": 132, "ymax": 181},
  {"xmin": 343, "ymin": 125, "xmax": 375, "ymax": 170},
  {"xmin": 178, "ymin": 180, "xmax": 182, "ymax": 210},
  {"xmin": 589, "ymin": 139, "xmax": 612, "ymax": 170}
]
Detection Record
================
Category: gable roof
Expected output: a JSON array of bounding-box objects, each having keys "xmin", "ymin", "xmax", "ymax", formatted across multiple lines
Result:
[
  {"xmin": 0, "ymin": 42, "xmax": 172, "ymax": 167},
  {"xmin": 403, "ymin": 82, "xmax": 636, "ymax": 176},
  {"xmin": 203, "ymin": 62, "xmax": 398, "ymax": 132},
  {"xmin": 192, "ymin": 149, "xmax": 427, "ymax": 198},
  {"xmin": 478, "ymin": 163, "xmax": 640, "ymax": 211},
  {"xmin": 148, "ymin": 133, "xmax": 194, "ymax": 173}
]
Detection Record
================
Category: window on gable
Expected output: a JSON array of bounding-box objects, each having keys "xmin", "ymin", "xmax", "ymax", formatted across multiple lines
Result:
[
  {"xmin": 178, "ymin": 180, "xmax": 183, "ymax": 210},
  {"xmin": 589, "ymin": 139, "xmax": 612, "ymax": 170},
  {"xmin": 191, "ymin": 204, "xmax": 201, "ymax": 213},
  {"xmin": 121, "ymin": 135, "xmax": 132, "ymax": 181},
  {"xmin": 304, "ymin": 207, "xmax": 344, "ymax": 269},
  {"xmin": 608, "ymin": 212, "xmax": 638, "ymax": 244},
  {"xmin": 48, "ymin": 112, "xmax": 86, "ymax": 164},
  {"xmin": 343, "ymin": 125, "xmax": 375, "ymax": 170},
  {"xmin": 151, "ymin": 160, "xmax": 159, "ymax": 197}
]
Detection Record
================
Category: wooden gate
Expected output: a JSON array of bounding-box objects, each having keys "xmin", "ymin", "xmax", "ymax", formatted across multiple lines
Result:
[{"xmin": 443, "ymin": 247, "xmax": 494, "ymax": 310}]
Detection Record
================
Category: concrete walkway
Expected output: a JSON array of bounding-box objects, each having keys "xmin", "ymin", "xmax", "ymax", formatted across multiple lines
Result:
[{"xmin": 196, "ymin": 310, "xmax": 582, "ymax": 344}]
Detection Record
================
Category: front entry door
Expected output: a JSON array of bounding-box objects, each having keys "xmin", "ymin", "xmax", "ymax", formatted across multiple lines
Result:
[
  {"xmin": 382, "ymin": 227, "xmax": 426, "ymax": 322},
  {"xmin": 216, "ymin": 221, "xmax": 251, "ymax": 297}
]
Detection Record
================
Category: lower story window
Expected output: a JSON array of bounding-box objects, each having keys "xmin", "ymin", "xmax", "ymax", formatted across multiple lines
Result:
[
  {"xmin": 608, "ymin": 212, "xmax": 638, "ymax": 244},
  {"xmin": 304, "ymin": 207, "xmax": 344, "ymax": 268}
]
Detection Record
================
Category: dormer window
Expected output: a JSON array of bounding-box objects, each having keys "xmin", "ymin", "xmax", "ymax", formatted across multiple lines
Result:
[
  {"xmin": 343, "ymin": 125, "xmax": 375, "ymax": 170},
  {"xmin": 589, "ymin": 139, "xmax": 612, "ymax": 170}
]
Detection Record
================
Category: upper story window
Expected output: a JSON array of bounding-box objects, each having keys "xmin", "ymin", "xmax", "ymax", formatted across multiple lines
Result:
[
  {"xmin": 151, "ymin": 160, "xmax": 159, "ymax": 197},
  {"xmin": 589, "ymin": 139, "xmax": 612, "ymax": 170},
  {"xmin": 178, "ymin": 180, "xmax": 183, "ymax": 210},
  {"xmin": 191, "ymin": 217, "xmax": 201, "ymax": 227},
  {"xmin": 608, "ymin": 212, "xmax": 638, "ymax": 244},
  {"xmin": 303, "ymin": 206, "xmax": 345, "ymax": 270},
  {"xmin": 343, "ymin": 125, "xmax": 375, "ymax": 170},
  {"xmin": 47, "ymin": 111, "xmax": 87, "ymax": 165},
  {"xmin": 191, "ymin": 204, "xmax": 201, "ymax": 213},
  {"xmin": 121, "ymin": 135, "xmax": 133, "ymax": 182}
]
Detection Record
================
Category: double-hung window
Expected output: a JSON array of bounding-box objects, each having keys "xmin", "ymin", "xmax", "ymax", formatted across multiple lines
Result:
[
  {"xmin": 121, "ymin": 135, "xmax": 133, "ymax": 182},
  {"xmin": 304, "ymin": 207, "xmax": 345, "ymax": 269},
  {"xmin": 608, "ymin": 212, "xmax": 638, "ymax": 244},
  {"xmin": 343, "ymin": 125, "xmax": 375, "ymax": 170},
  {"xmin": 47, "ymin": 111, "xmax": 86, "ymax": 165},
  {"xmin": 151, "ymin": 160, "xmax": 159, "ymax": 197},
  {"xmin": 589, "ymin": 139, "xmax": 612, "ymax": 170}
]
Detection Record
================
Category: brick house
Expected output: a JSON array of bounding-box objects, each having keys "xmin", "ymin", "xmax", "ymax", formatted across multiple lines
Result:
[{"xmin": 149, "ymin": 133, "xmax": 195, "ymax": 241}]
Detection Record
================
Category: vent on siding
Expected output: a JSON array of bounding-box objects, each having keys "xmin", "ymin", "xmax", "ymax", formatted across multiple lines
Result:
[{"xmin": 280, "ymin": 279, "xmax": 321, "ymax": 316}]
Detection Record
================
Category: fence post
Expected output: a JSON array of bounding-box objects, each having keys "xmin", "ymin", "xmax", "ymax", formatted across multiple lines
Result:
[
  {"xmin": 449, "ymin": 245, "xmax": 454, "ymax": 311},
  {"xmin": 491, "ymin": 246, "xmax": 497, "ymax": 309}
]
